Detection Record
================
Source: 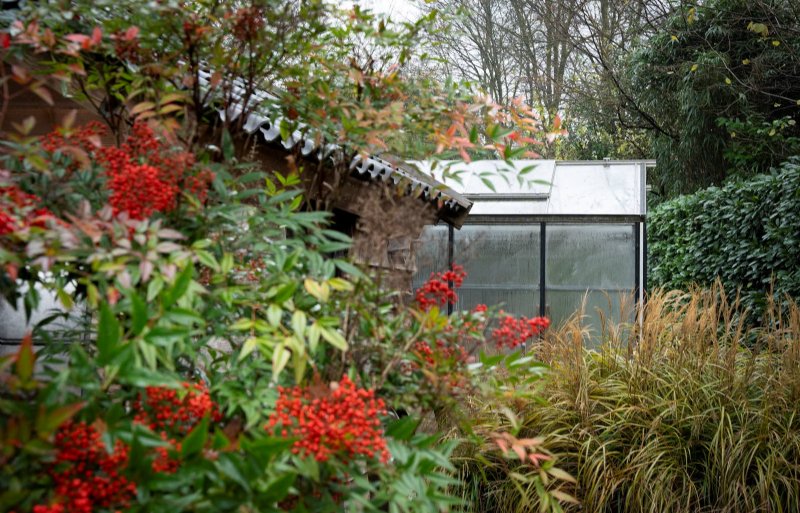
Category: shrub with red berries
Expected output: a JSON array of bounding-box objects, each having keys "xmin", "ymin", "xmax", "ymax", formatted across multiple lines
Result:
[
  {"xmin": 266, "ymin": 375, "xmax": 390, "ymax": 464},
  {"xmin": 0, "ymin": 185, "xmax": 56, "ymax": 236},
  {"xmin": 97, "ymin": 122, "xmax": 213, "ymax": 219},
  {"xmin": 40, "ymin": 421, "xmax": 136, "ymax": 513},
  {"xmin": 492, "ymin": 314, "xmax": 550, "ymax": 349},
  {"xmin": 415, "ymin": 264, "xmax": 466, "ymax": 311},
  {"xmin": 132, "ymin": 382, "xmax": 222, "ymax": 473}
]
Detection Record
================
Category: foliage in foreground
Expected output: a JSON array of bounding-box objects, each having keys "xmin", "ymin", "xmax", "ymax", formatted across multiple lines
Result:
[
  {"xmin": 0, "ymin": 2, "xmax": 572, "ymax": 511},
  {"xmin": 0, "ymin": 125, "xmax": 571, "ymax": 513},
  {"xmin": 480, "ymin": 286, "xmax": 800, "ymax": 513},
  {"xmin": 648, "ymin": 157, "xmax": 800, "ymax": 325}
]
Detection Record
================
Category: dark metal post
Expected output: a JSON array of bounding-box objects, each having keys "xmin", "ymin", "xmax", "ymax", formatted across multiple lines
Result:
[
  {"xmin": 642, "ymin": 221, "xmax": 648, "ymax": 303},
  {"xmin": 634, "ymin": 223, "xmax": 641, "ymax": 306},
  {"xmin": 539, "ymin": 222, "xmax": 546, "ymax": 318},
  {"xmin": 447, "ymin": 224, "xmax": 454, "ymax": 315}
]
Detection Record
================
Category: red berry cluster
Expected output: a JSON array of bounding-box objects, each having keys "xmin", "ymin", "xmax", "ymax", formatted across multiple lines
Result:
[
  {"xmin": 132, "ymin": 382, "xmax": 222, "ymax": 474},
  {"xmin": 39, "ymin": 122, "xmax": 106, "ymax": 172},
  {"xmin": 0, "ymin": 186, "xmax": 55, "ymax": 236},
  {"xmin": 413, "ymin": 340, "xmax": 469, "ymax": 368},
  {"xmin": 98, "ymin": 122, "xmax": 212, "ymax": 219},
  {"xmin": 415, "ymin": 265, "xmax": 466, "ymax": 311},
  {"xmin": 266, "ymin": 376, "xmax": 390, "ymax": 464},
  {"xmin": 413, "ymin": 341, "xmax": 436, "ymax": 365},
  {"xmin": 37, "ymin": 421, "xmax": 136, "ymax": 513},
  {"xmin": 492, "ymin": 314, "xmax": 550, "ymax": 349}
]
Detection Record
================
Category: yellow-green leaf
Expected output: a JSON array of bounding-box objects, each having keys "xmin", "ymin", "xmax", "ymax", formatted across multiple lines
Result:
[
  {"xmin": 239, "ymin": 337, "xmax": 258, "ymax": 361},
  {"xmin": 231, "ymin": 318, "xmax": 255, "ymax": 331},
  {"xmin": 328, "ymin": 277, "xmax": 354, "ymax": 292},
  {"xmin": 267, "ymin": 304, "xmax": 282, "ymax": 327},
  {"xmin": 130, "ymin": 101, "xmax": 155, "ymax": 115},
  {"xmin": 550, "ymin": 490, "xmax": 580, "ymax": 505},
  {"xmin": 293, "ymin": 351, "xmax": 307, "ymax": 383},
  {"xmin": 307, "ymin": 322, "xmax": 321, "ymax": 353},
  {"xmin": 291, "ymin": 310, "xmax": 307, "ymax": 338},
  {"xmin": 304, "ymin": 278, "xmax": 329, "ymax": 302},
  {"xmin": 272, "ymin": 343, "xmax": 290, "ymax": 379},
  {"xmin": 547, "ymin": 467, "xmax": 577, "ymax": 484},
  {"xmin": 321, "ymin": 328, "xmax": 348, "ymax": 351}
]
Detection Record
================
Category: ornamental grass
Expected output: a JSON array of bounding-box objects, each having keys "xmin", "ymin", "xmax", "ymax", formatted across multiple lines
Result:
[{"xmin": 458, "ymin": 284, "xmax": 800, "ymax": 513}]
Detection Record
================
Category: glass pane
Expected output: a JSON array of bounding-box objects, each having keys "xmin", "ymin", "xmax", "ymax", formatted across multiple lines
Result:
[
  {"xmin": 545, "ymin": 224, "xmax": 636, "ymax": 332},
  {"xmin": 545, "ymin": 224, "xmax": 635, "ymax": 288},
  {"xmin": 412, "ymin": 225, "xmax": 449, "ymax": 290},
  {"xmin": 546, "ymin": 290, "xmax": 635, "ymax": 344},
  {"xmin": 454, "ymin": 225, "xmax": 540, "ymax": 317}
]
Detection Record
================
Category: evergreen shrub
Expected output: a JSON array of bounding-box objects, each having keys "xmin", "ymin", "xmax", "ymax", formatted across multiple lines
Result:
[{"xmin": 648, "ymin": 157, "xmax": 800, "ymax": 323}]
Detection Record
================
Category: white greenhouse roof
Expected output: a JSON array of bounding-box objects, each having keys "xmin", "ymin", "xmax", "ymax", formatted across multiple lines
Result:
[{"xmin": 413, "ymin": 160, "xmax": 654, "ymax": 217}]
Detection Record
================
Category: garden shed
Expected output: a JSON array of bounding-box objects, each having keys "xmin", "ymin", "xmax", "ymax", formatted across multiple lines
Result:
[{"xmin": 412, "ymin": 159, "xmax": 655, "ymax": 333}]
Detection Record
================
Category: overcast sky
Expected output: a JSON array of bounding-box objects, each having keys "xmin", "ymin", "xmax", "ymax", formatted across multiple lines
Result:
[{"xmin": 350, "ymin": 0, "xmax": 421, "ymax": 22}]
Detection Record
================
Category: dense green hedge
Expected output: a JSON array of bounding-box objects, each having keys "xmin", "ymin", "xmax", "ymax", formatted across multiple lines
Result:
[{"xmin": 649, "ymin": 157, "xmax": 800, "ymax": 322}]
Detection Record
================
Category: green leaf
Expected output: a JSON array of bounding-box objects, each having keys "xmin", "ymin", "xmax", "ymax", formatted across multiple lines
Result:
[
  {"xmin": 334, "ymin": 260, "xmax": 365, "ymax": 278},
  {"xmin": 147, "ymin": 277, "xmax": 164, "ymax": 302},
  {"xmin": 291, "ymin": 310, "xmax": 307, "ymax": 338},
  {"xmin": 328, "ymin": 277, "xmax": 354, "ymax": 292},
  {"xmin": 272, "ymin": 343, "xmax": 290, "ymax": 379},
  {"xmin": 36, "ymin": 402, "xmax": 84, "ymax": 436},
  {"xmin": 480, "ymin": 176, "xmax": 497, "ymax": 192},
  {"xmin": 272, "ymin": 282, "xmax": 298, "ymax": 304},
  {"xmin": 196, "ymin": 249, "xmax": 220, "ymax": 272},
  {"xmin": 130, "ymin": 292, "xmax": 148, "ymax": 336},
  {"xmin": 385, "ymin": 416, "xmax": 420, "ymax": 441},
  {"xmin": 230, "ymin": 318, "xmax": 255, "ymax": 331},
  {"xmin": 97, "ymin": 302, "xmax": 121, "ymax": 365},
  {"xmin": 304, "ymin": 278, "xmax": 329, "ymax": 302},
  {"xmin": 547, "ymin": 467, "xmax": 577, "ymax": 484},
  {"xmin": 221, "ymin": 128, "xmax": 234, "ymax": 161},
  {"xmin": 15, "ymin": 334, "xmax": 35, "ymax": 383},
  {"xmin": 320, "ymin": 327, "xmax": 348, "ymax": 351},
  {"xmin": 263, "ymin": 472, "xmax": 296, "ymax": 501},
  {"xmin": 267, "ymin": 304, "xmax": 283, "ymax": 326},
  {"xmin": 239, "ymin": 337, "xmax": 258, "ymax": 361},
  {"xmin": 307, "ymin": 322, "xmax": 321, "ymax": 353},
  {"xmin": 181, "ymin": 415, "xmax": 209, "ymax": 458},
  {"xmin": 166, "ymin": 264, "xmax": 193, "ymax": 306}
]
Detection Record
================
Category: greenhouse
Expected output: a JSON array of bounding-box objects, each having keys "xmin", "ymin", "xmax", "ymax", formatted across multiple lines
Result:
[{"xmin": 412, "ymin": 159, "xmax": 655, "ymax": 333}]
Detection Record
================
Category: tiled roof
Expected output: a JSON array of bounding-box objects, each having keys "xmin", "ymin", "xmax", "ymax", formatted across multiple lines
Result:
[{"xmin": 197, "ymin": 71, "xmax": 472, "ymax": 227}]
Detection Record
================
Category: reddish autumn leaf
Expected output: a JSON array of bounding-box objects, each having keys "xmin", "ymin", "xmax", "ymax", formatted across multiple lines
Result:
[
  {"xmin": 91, "ymin": 26, "xmax": 102, "ymax": 46},
  {"xmin": 64, "ymin": 33, "xmax": 90, "ymax": 45},
  {"xmin": 124, "ymin": 26, "xmax": 140, "ymax": 41},
  {"xmin": 0, "ymin": 32, "xmax": 10, "ymax": 49},
  {"xmin": 4, "ymin": 263, "xmax": 18, "ymax": 280}
]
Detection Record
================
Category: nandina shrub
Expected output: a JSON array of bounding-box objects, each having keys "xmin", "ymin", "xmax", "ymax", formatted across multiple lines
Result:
[
  {"xmin": 6, "ymin": 121, "xmax": 213, "ymax": 224},
  {"xmin": 46, "ymin": 421, "xmax": 137, "ymax": 513},
  {"xmin": 0, "ymin": 4, "xmax": 571, "ymax": 512},
  {"xmin": 267, "ymin": 375, "xmax": 390, "ymax": 463}
]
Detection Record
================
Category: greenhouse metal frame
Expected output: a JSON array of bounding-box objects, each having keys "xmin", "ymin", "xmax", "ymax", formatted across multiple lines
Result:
[{"xmin": 413, "ymin": 159, "xmax": 656, "ymax": 331}]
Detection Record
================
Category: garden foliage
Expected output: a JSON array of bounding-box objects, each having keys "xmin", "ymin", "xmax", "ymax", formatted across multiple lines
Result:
[
  {"xmin": 624, "ymin": 0, "xmax": 800, "ymax": 197},
  {"xmin": 648, "ymin": 157, "xmax": 800, "ymax": 323},
  {"xmin": 0, "ymin": 2, "xmax": 574, "ymax": 512},
  {"xmin": 487, "ymin": 286, "xmax": 800, "ymax": 513}
]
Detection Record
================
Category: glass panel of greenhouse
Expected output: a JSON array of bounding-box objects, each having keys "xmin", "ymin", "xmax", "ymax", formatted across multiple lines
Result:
[{"xmin": 412, "ymin": 160, "xmax": 654, "ymax": 340}]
